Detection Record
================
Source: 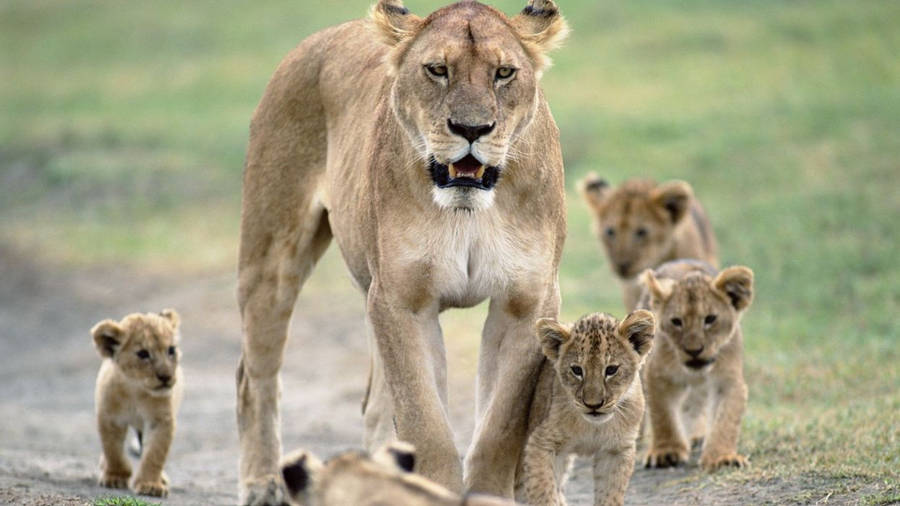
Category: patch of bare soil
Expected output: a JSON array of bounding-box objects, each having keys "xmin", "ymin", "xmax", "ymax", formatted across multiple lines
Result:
[{"xmin": 0, "ymin": 244, "xmax": 873, "ymax": 505}]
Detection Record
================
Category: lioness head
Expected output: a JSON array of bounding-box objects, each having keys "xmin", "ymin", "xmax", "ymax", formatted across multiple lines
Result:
[
  {"xmin": 372, "ymin": 0, "xmax": 568, "ymax": 211},
  {"xmin": 91, "ymin": 309, "xmax": 181, "ymax": 396},
  {"xmin": 535, "ymin": 311, "xmax": 656, "ymax": 424},
  {"xmin": 642, "ymin": 265, "xmax": 753, "ymax": 370},
  {"xmin": 579, "ymin": 175, "xmax": 694, "ymax": 279}
]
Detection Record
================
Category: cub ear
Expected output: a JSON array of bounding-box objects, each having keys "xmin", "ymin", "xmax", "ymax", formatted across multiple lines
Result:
[
  {"xmin": 535, "ymin": 317, "xmax": 571, "ymax": 361},
  {"xmin": 713, "ymin": 266, "xmax": 754, "ymax": 311},
  {"xmin": 373, "ymin": 440, "xmax": 416, "ymax": 473},
  {"xmin": 370, "ymin": 0, "xmax": 423, "ymax": 47},
  {"xmin": 651, "ymin": 181, "xmax": 693, "ymax": 224},
  {"xmin": 511, "ymin": 0, "xmax": 570, "ymax": 73},
  {"xmin": 617, "ymin": 310, "xmax": 656, "ymax": 356},
  {"xmin": 281, "ymin": 449, "xmax": 323, "ymax": 501},
  {"xmin": 640, "ymin": 269, "xmax": 672, "ymax": 306},
  {"xmin": 159, "ymin": 308, "xmax": 180, "ymax": 329},
  {"xmin": 577, "ymin": 172, "xmax": 610, "ymax": 211},
  {"xmin": 91, "ymin": 320, "xmax": 125, "ymax": 358}
]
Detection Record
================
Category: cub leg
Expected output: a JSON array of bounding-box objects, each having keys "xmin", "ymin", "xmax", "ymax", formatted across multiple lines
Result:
[
  {"xmin": 521, "ymin": 424, "xmax": 566, "ymax": 506},
  {"xmin": 644, "ymin": 376, "xmax": 689, "ymax": 468},
  {"xmin": 131, "ymin": 418, "xmax": 174, "ymax": 497},
  {"xmin": 98, "ymin": 419, "xmax": 131, "ymax": 489},
  {"xmin": 592, "ymin": 445, "xmax": 635, "ymax": 506},
  {"xmin": 699, "ymin": 377, "xmax": 748, "ymax": 470}
]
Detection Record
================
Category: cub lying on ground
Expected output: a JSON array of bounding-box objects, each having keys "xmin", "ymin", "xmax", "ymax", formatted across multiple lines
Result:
[
  {"xmin": 515, "ymin": 311, "xmax": 657, "ymax": 506},
  {"xmin": 638, "ymin": 260, "xmax": 753, "ymax": 470},
  {"xmin": 280, "ymin": 442, "xmax": 513, "ymax": 506},
  {"xmin": 91, "ymin": 309, "xmax": 183, "ymax": 497},
  {"xmin": 579, "ymin": 175, "xmax": 718, "ymax": 310}
]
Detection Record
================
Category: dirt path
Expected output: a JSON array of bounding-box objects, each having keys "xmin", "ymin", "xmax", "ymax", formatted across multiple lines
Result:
[{"xmin": 0, "ymin": 245, "xmax": 868, "ymax": 505}]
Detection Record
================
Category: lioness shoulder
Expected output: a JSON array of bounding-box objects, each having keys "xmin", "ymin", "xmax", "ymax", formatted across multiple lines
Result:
[
  {"xmin": 92, "ymin": 309, "xmax": 183, "ymax": 497},
  {"xmin": 579, "ymin": 175, "xmax": 718, "ymax": 310}
]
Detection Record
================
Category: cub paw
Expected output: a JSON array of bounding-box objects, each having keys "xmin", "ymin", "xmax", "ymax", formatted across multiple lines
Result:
[
  {"xmin": 240, "ymin": 476, "xmax": 286, "ymax": 506},
  {"xmin": 700, "ymin": 453, "xmax": 748, "ymax": 471},
  {"xmin": 98, "ymin": 471, "xmax": 131, "ymax": 489},
  {"xmin": 132, "ymin": 479, "xmax": 169, "ymax": 497},
  {"xmin": 645, "ymin": 446, "xmax": 689, "ymax": 468}
]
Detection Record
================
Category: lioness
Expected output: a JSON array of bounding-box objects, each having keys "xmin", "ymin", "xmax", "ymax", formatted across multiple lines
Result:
[
  {"xmin": 280, "ymin": 442, "xmax": 515, "ymax": 506},
  {"xmin": 91, "ymin": 309, "xmax": 183, "ymax": 497},
  {"xmin": 236, "ymin": 0, "xmax": 568, "ymax": 502},
  {"xmin": 516, "ymin": 311, "xmax": 655, "ymax": 506},
  {"xmin": 638, "ymin": 260, "xmax": 754, "ymax": 470},
  {"xmin": 579, "ymin": 176, "xmax": 718, "ymax": 310}
]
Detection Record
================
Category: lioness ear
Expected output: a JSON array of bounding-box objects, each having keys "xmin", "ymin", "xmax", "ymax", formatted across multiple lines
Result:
[
  {"xmin": 281, "ymin": 449, "xmax": 323, "ymax": 501},
  {"xmin": 713, "ymin": 266, "xmax": 754, "ymax": 311},
  {"xmin": 91, "ymin": 320, "xmax": 125, "ymax": 358},
  {"xmin": 535, "ymin": 317, "xmax": 571, "ymax": 361},
  {"xmin": 370, "ymin": 0, "xmax": 423, "ymax": 47},
  {"xmin": 373, "ymin": 441, "xmax": 416, "ymax": 473},
  {"xmin": 618, "ymin": 310, "xmax": 656, "ymax": 356},
  {"xmin": 640, "ymin": 269, "xmax": 672, "ymax": 306},
  {"xmin": 159, "ymin": 308, "xmax": 180, "ymax": 329},
  {"xmin": 651, "ymin": 181, "xmax": 693, "ymax": 224},
  {"xmin": 511, "ymin": 0, "xmax": 570, "ymax": 73},
  {"xmin": 577, "ymin": 172, "xmax": 610, "ymax": 211}
]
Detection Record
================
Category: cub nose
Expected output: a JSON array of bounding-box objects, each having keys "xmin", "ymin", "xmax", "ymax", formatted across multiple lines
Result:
[
  {"xmin": 447, "ymin": 119, "xmax": 495, "ymax": 143},
  {"xmin": 684, "ymin": 346, "xmax": 704, "ymax": 358},
  {"xmin": 617, "ymin": 262, "xmax": 632, "ymax": 276},
  {"xmin": 157, "ymin": 373, "xmax": 172, "ymax": 384}
]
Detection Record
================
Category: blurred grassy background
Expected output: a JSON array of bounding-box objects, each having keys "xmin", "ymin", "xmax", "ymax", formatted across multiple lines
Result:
[{"xmin": 1, "ymin": 0, "xmax": 897, "ymax": 502}]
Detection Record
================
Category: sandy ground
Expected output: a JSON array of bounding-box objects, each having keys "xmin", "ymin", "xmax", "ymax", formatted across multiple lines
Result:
[{"xmin": 0, "ymin": 244, "xmax": 872, "ymax": 505}]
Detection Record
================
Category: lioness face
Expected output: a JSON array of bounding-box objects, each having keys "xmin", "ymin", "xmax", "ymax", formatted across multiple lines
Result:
[
  {"xmin": 376, "ymin": 1, "xmax": 568, "ymax": 211},
  {"xmin": 536, "ymin": 311, "xmax": 655, "ymax": 425},
  {"xmin": 644, "ymin": 267, "xmax": 753, "ymax": 371},
  {"xmin": 91, "ymin": 310, "xmax": 181, "ymax": 396}
]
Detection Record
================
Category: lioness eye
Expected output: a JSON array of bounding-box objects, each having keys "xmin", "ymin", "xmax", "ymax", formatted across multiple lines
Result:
[
  {"xmin": 605, "ymin": 227, "xmax": 615, "ymax": 238},
  {"xmin": 635, "ymin": 227, "xmax": 648, "ymax": 238},
  {"xmin": 495, "ymin": 67, "xmax": 516, "ymax": 80},
  {"xmin": 167, "ymin": 346, "xmax": 176, "ymax": 356},
  {"xmin": 425, "ymin": 64, "xmax": 447, "ymax": 78},
  {"xmin": 704, "ymin": 314, "xmax": 717, "ymax": 325},
  {"xmin": 605, "ymin": 365, "xmax": 619, "ymax": 376},
  {"xmin": 570, "ymin": 365, "xmax": 583, "ymax": 378},
  {"xmin": 670, "ymin": 317, "xmax": 683, "ymax": 327},
  {"xmin": 136, "ymin": 349, "xmax": 150, "ymax": 360}
]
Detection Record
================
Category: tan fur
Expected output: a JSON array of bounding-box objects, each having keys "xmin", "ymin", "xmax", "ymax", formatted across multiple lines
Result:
[
  {"xmin": 280, "ymin": 442, "xmax": 515, "ymax": 506},
  {"xmin": 515, "ymin": 311, "xmax": 656, "ymax": 506},
  {"xmin": 637, "ymin": 261, "xmax": 753, "ymax": 471},
  {"xmin": 92, "ymin": 310, "xmax": 183, "ymax": 497},
  {"xmin": 578, "ymin": 176, "xmax": 718, "ymax": 310},
  {"xmin": 235, "ymin": 0, "xmax": 568, "ymax": 502}
]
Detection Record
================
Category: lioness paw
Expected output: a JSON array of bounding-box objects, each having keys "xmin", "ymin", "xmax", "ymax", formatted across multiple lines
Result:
[
  {"xmin": 98, "ymin": 472, "xmax": 130, "ymax": 489},
  {"xmin": 132, "ymin": 479, "xmax": 168, "ymax": 497},
  {"xmin": 644, "ymin": 447, "xmax": 689, "ymax": 468},
  {"xmin": 700, "ymin": 453, "xmax": 748, "ymax": 471}
]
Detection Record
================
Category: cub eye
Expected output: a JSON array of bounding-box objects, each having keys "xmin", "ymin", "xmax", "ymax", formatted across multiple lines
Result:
[
  {"xmin": 495, "ymin": 66, "xmax": 516, "ymax": 80},
  {"xmin": 635, "ymin": 227, "xmax": 648, "ymax": 239},
  {"xmin": 570, "ymin": 365, "xmax": 584, "ymax": 378},
  {"xmin": 704, "ymin": 314, "xmax": 717, "ymax": 325},
  {"xmin": 605, "ymin": 227, "xmax": 616, "ymax": 238},
  {"xmin": 167, "ymin": 346, "xmax": 176, "ymax": 356},
  {"xmin": 670, "ymin": 317, "xmax": 683, "ymax": 328},
  {"xmin": 605, "ymin": 365, "xmax": 619, "ymax": 376},
  {"xmin": 425, "ymin": 64, "xmax": 447, "ymax": 78},
  {"xmin": 136, "ymin": 349, "xmax": 150, "ymax": 360}
]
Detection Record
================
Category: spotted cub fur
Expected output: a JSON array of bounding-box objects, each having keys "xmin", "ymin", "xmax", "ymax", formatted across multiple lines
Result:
[{"xmin": 515, "ymin": 311, "xmax": 656, "ymax": 506}]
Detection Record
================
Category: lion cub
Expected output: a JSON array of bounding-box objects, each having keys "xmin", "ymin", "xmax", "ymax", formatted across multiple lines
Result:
[
  {"xmin": 515, "ymin": 311, "xmax": 656, "ymax": 506},
  {"xmin": 579, "ymin": 175, "xmax": 718, "ymax": 310},
  {"xmin": 280, "ymin": 442, "xmax": 513, "ymax": 506},
  {"xmin": 638, "ymin": 260, "xmax": 753, "ymax": 470},
  {"xmin": 91, "ymin": 309, "xmax": 183, "ymax": 497}
]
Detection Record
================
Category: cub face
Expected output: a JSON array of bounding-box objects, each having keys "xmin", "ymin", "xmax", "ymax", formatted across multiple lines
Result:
[
  {"xmin": 579, "ymin": 176, "xmax": 694, "ymax": 279},
  {"xmin": 643, "ymin": 266, "xmax": 753, "ymax": 370},
  {"xmin": 91, "ymin": 309, "xmax": 181, "ymax": 396},
  {"xmin": 535, "ymin": 311, "xmax": 656, "ymax": 424}
]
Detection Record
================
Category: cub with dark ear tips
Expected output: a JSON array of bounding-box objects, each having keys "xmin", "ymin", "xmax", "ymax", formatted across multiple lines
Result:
[
  {"xmin": 578, "ymin": 175, "xmax": 719, "ymax": 310},
  {"xmin": 637, "ymin": 260, "xmax": 754, "ymax": 471},
  {"xmin": 91, "ymin": 309, "xmax": 183, "ymax": 497}
]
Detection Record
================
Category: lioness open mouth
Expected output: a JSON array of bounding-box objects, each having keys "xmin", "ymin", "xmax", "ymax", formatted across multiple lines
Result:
[{"xmin": 428, "ymin": 155, "xmax": 500, "ymax": 190}]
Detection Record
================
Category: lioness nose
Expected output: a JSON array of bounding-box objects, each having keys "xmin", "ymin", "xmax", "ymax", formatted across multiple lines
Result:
[
  {"xmin": 447, "ymin": 120, "xmax": 495, "ymax": 143},
  {"xmin": 684, "ymin": 346, "xmax": 704, "ymax": 357}
]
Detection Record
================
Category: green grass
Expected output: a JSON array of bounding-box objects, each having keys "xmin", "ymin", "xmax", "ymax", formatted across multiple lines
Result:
[
  {"xmin": 2, "ymin": 0, "xmax": 898, "ymax": 500},
  {"xmin": 93, "ymin": 496, "xmax": 159, "ymax": 506}
]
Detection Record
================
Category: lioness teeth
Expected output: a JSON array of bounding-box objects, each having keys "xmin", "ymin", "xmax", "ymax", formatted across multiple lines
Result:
[
  {"xmin": 475, "ymin": 165, "xmax": 485, "ymax": 179},
  {"xmin": 449, "ymin": 162, "xmax": 485, "ymax": 179},
  {"xmin": 449, "ymin": 164, "xmax": 457, "ymax": 179}
]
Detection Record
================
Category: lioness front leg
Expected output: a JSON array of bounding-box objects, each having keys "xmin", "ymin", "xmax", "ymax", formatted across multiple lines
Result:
[
  {"xmin": 592, "ymin": 446, "xmax": 635, "ymax": 506},
  {"xmin": 98, "ymin": 420, "xmax": 131, "ymax": 489},
  {"xmin": 645, "ymin": 376, "xmax": 689, "ymax": 468},
  {"xmin": 699, "ymin": 377, "xmax": 748, "ymax": 470},
  {"xmin": 131, "ymin": 418, "xmax": 174, "ymax": 497},
  {"xmin": 367, "ymin": 283, "xmax": 462, "ymax": 491}
]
